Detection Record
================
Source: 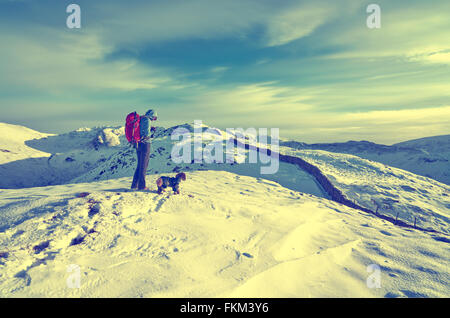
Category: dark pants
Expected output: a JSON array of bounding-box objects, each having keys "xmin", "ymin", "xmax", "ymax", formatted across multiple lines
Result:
[{"xmin": 131, "ymin": 142, "xmax": 151, "ymax": 189}]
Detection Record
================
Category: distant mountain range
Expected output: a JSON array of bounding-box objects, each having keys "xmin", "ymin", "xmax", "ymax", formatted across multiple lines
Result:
[{"xmin": 0, "ymin": 122, "xmax": 448, "ymax": 188}]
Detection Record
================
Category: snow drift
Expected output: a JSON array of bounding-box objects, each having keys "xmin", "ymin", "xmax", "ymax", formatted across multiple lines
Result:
[
  {"xmin": 0, "ymin": 171, "xmax": 449, "ymax": 297},
  {"xmin": 0, "ymin": 122, "xmax": 449, "ymax": 297}
]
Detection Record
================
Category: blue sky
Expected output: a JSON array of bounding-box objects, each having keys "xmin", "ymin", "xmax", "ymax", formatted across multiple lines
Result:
[{"xmin": 0, "ymin": 0, "xmax": 449, "ymax": 143}]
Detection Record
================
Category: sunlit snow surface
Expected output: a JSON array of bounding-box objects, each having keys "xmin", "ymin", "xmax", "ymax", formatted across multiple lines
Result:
[{"xmin": 0, "ymin": 123, "xmax": 449, "ymax": 297}]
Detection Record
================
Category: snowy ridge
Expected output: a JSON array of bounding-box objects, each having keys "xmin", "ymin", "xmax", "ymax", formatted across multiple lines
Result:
[
  {"xmin": 281, "ymin": 136, "xmax": 450, "ymax": 185},
  {"xmin": 1, "ymin": 122, "xmax": 449, "ymax": 233},
  {"xmin": 0, "ymin": 124, "xmax": 124, "ymax": 188},
  {"xmin": 395, "ymin": 134, "xmax": 450, "ymax": 153},
  {"xmin": 0, "ymin": 123, "xmax": 52, "ymax": 165},
  {"xmin": 69, "ymin": 124, "xmax": 326, "ymax": 198},
  {"xmin": 280, "ymin": 147, "xmax": 450, "ymax": 234},
  {"xmin": 0, "ymin": 171, "xmax": 449, "ymax": 297}
]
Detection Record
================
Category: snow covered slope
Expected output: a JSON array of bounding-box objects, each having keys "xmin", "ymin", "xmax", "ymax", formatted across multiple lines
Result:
[
  {"xmin": 0, "ymin": 123, "xmax": 52, "ymax": 165},
  {"xmin": 0, "ymin": 122, "xmax": 449, "ymax": 297},
  {"xmin": 1, "ymin": 122, "xmax": 448, "ymax": 234},
  {"xmin": 0, "ymin": 124, "xmax": 124, "ymax": 188},
  {"xmin": 281, "ymin": 147, "xmax": 450, "ymax": 234},
  {"xmin": 281, "ymin": 136, "xmax": 450, "ymax": 185},
  {"xmin": 394, "ymin": 135, "xmax": 450, "ymax": 154},
  {"xmin": 0, "ymin": 171, "xmax": 449, "ymax": 297}
]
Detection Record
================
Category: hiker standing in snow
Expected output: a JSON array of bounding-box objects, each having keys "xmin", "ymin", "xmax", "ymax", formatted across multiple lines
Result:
[{"xmin": 129, "ymin": 109, "xmax": 157, "ymax": 190}]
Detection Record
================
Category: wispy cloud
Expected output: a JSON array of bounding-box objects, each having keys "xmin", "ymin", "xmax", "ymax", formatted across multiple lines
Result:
[
  {"xmin": 0, "ymin": 30, "xmax": 173, "ymax": 92},
  {"xmin": 264, "ymin": 3, "xmax": 334, "ymax": 47},
  {"xmin": 91, "ymin": 0, "xmax": 273, "ymax": 48},
  {"xmin": 161, "ymin": 80, "xmax": 450, "ymax": 144},
  {"xmin": 324, "ymin": 1, "xmax": 450, "ymax": 62},
  {"xmin": 408, "ymin": 51, "xmax": 450, "ymax": 65}
]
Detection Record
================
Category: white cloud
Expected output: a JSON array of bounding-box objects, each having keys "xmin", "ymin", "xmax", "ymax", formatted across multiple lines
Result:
[
  {"xmin": 408, "ymin": 51, "xmax": 450, "ymax": 65},
  {"xmin": 265, "ymin": 4, "xmax": 334, "ymax": 47},
  {"xmin": 325, "ymin": 3, "xmax": 450, "ymax": 62},
  {"xmin": 182, "ymin": 82, "xmax": 312, "ymax": 117},
  {"xmin": 0, "ymin": 29, "xmax": 174, "ymax": 92},
  {"xmin": 93, "ymin": 0, "xmax": 273, "ymax": 47},
  {"xmin": 210, "ymin": 66, "xmax": 229, "ymax": 73},
  {"xmin": 167, "ymin": 81, "xmax": 450, "ymax": 144},
  {"xmin": 278, "ymin": 105, "xmax": 450, "ymax": 144}
]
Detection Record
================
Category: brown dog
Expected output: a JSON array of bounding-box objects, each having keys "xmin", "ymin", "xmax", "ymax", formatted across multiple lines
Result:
[{"xmin": 156, "ymin": 172, "xmax": 186, "ymax": 194}]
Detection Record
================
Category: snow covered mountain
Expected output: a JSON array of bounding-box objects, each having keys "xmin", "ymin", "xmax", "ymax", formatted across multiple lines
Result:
[
  {"xmin": 0, "ymin": 121, "xmax": 448, "ymax": 233},
  {"xmin": 280, "ymin": 136, "xmax": 450, "ymax": 186},
  {"xmin": 395, "ymin": 134, "xmax": 450, "ymax": 154},
  {"xmin": 1, "ymin": 171, "xmax": 449, "ymax": 297},
  {"xmin": 0, "ymin": 122, "xmax": 449, "ymax": 297},
  {"xmin": 0, "ymin": 122, "xmax": 52, "ymax": 165},
  {"xmin": 280, "ymin": 147, "xmax": 450, "ymax": 234},
  {"xmin": 0, "ymin": 124, "xmax": 124, "ymax": 188}
]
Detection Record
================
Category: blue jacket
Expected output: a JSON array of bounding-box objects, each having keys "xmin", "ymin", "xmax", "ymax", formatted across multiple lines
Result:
[{"xmin": 139, "ymin": 116, "xmax": 155, "ymax": 143}]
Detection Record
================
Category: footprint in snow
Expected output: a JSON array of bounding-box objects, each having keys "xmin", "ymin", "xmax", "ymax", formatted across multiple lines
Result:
[
  {"xmin": 432, "ymin": 236, "xmax": 450, "ymax": 244},
  {"xmin": 33, "ymin": 240, "xmax": 50, "ymax": 254},
  {"xmin": 69, "ymin": 235, "xmax": 86, "ymax": 246},
  {"xmin": 14, "ymin": 270, "xmax": 32, "ymax": 287}
]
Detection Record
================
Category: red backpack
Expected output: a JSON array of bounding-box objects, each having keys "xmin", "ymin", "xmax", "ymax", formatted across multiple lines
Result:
[{"xmin": 125, "ymin": 112, "xmax": 141, "ymax": 144}]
